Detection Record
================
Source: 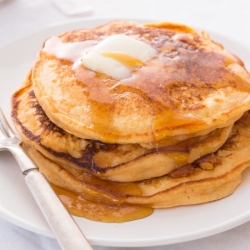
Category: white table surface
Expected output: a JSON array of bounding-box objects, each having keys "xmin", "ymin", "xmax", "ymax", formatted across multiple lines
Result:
[{"xmin": 0, "ymin": 0, "xmax": 250, "ymax": 249}]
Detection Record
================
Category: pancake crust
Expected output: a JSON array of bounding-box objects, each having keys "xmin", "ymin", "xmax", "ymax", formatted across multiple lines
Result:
[
  {"xmin": 25, "ymin": 112, "xmax": 250, "ymax": 208},
  {"xmin": 11, "ymin": 74, "xmax": 234, "ymax": 182},
  {"xmin": 32, "ymin": 21, "xmax": 250, "ymax": 144}
]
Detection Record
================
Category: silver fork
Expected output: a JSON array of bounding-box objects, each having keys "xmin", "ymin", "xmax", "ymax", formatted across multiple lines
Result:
[{"xmin": 0, "ymin": 107, "xmax": 93, "ymax": 250}]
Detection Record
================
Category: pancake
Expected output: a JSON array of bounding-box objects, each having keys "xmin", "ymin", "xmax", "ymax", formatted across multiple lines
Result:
[
  {"xmin": 10, "ymin": 20, "xmax": 250, "ymax": 222},
  {"xmin": 32, "ymin": 20, "xmax": 250, "ymax": 144},
  {"xmin": 11, "ymin": 73, "xmax": 233, "ymax": 182},
  {"xmin": 128, "ymin": 112, "xmax": 250, "ymax": 207},
  {"xmin": 25, "ymin": 112, "xmax": 250, "ymax": 211}
]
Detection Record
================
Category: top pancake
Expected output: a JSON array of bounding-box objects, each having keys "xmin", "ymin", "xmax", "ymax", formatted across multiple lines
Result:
[{"xmin": 32, "ymin": 21, "xmax": 250, "ymax": 144}]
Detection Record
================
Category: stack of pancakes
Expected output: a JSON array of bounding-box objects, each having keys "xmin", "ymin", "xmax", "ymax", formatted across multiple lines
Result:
[{"xmin": 11, "ymin": 21, "xmax": 250, "ymax": 222}]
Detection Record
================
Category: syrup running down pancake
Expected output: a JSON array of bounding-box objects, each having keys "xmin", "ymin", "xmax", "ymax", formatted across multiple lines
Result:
[
  {"xmin": 11, "ymin": 20, "xmax": 250, "ymax": 222},
  {"xmin": 24, "ymin": 113, "xmax": 250, "ymax": 220},
  {"xmin": 32, "ymin": 21, "xmax": 250, "ymax": 144},
  {"xmin": 12, "ymin": 74, "xmax": 233, "ymax": 182}
]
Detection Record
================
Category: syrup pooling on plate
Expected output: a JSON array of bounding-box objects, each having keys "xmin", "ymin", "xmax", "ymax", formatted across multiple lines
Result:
[{"xmin": 52, "ymin": 184, "xmax": 153, "ymax": 223}]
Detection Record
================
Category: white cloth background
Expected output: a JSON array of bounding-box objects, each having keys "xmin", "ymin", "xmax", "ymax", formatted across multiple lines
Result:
[{"xmin": 0, "ymin": 0, "xmax": 250, "ymax": 249}]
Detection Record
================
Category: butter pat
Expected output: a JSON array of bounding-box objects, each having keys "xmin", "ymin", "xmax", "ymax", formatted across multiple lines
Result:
[
  {"xmin": 81, "ymin": 34, "xmax": 157, "ymax": 79},
  {"xmin": 42, "ymin": 36, "xmax": 96, "ymax": 69}
]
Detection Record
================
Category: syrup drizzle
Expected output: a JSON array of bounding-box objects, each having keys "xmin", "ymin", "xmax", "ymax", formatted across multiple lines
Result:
[{"xmin": 42, "ymin": 22, "xmax": 250, "ymax": 144}]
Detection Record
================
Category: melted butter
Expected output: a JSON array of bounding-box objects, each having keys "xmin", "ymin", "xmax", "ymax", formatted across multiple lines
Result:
[
  {"xmin": 52, "ymin": 184, "xmax": 153, "ymax": 223},
  {"xmin": 44, "ymin": 26, "xmax": 250, "ymax": 143},
  {"xmin": 81, "ymin": 34, "xmax": 157, "ymax": 79},
  {"xmin": 42, "ymin": 36, "xmax": 96, "ymax": 69},
  {"xmin": 101, "ymin": 51, "xmax": 144, "ymax": 68}
]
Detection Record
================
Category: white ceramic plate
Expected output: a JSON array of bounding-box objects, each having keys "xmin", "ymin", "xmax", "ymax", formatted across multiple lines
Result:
[{"xmin": 0, "ymin": 18, "xmax": 250, "ymax": 248}]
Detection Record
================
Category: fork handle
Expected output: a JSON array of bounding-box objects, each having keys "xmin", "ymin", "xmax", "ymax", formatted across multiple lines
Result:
[
  {"xmin": 25, "ymin": 169, "xmax": 93, "ymax": 250},
  {"xmin": 9, "ymin": 145, "xmax": 93, "ymax": 249}
]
